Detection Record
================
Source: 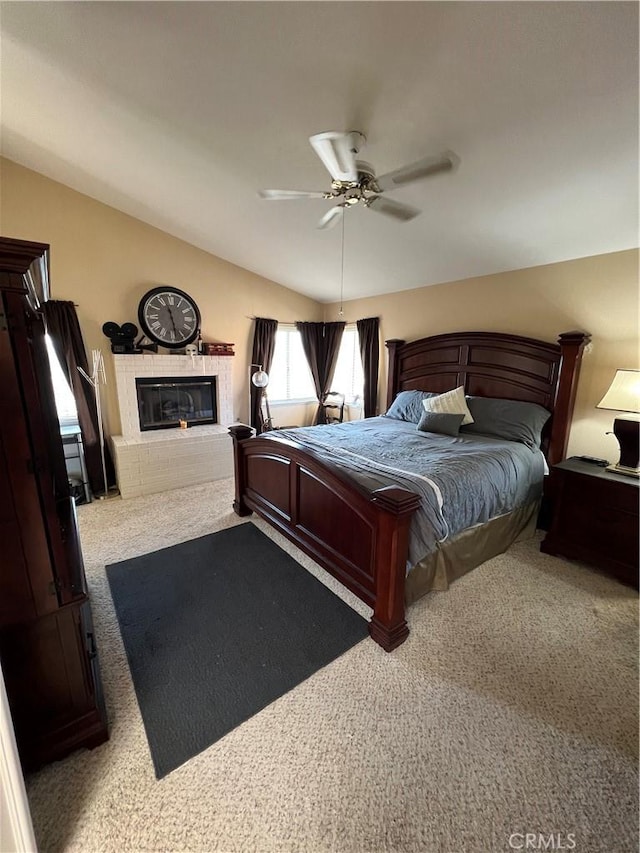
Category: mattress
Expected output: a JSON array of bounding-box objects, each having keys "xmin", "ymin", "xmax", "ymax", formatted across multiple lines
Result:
[{"xmin": 269, "ymin": 416, "xmax": 545, "ymax": 568}]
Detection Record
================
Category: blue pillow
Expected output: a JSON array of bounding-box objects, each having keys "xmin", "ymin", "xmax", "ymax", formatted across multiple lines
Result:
[
  {"xmin": 461, "ymin": 396, "xmax": 551, "ymax": 449},
  {"xmin": 417, "ymin": 411, "xmax": 465, "ymax": 437},
  {"xmin": 385, "ymin": 390, "xmax": 436, "ymax": 424}
]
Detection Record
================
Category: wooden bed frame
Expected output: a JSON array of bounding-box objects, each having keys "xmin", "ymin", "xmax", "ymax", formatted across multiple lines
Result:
[{"xmin": 229, "ymin": 330, "xmax": 590, "ymax": 651}]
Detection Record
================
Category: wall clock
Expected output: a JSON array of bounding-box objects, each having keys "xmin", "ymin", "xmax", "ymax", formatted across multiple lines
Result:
[{"xmin": 138, "ymin": 286, "xmax": 201, "ymax": 349}]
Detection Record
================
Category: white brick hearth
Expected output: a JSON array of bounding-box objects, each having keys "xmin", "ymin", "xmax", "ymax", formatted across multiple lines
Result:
[{"xmin": 110, "ymin": 354, "xmax": 235, "ymax": 498}]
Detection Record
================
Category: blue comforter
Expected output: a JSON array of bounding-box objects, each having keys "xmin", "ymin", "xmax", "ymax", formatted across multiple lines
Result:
[{"xmin": 268, "ymin": 417, "xmax": 545, "ymax": 566}]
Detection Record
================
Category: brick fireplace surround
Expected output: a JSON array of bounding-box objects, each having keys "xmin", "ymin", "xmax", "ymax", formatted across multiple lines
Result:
[{"xmin": 110, "ymin": 354, "xmax": 235, "ymax": 498}]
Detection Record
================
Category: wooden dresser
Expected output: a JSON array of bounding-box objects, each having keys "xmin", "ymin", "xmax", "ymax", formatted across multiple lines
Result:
[
  {"xmin": 0, "ymin": 237, "xmax": 108, "ymax": 769},
  {"xmin": 541, "ymin": 457, "xmax": 639, "ymax": 588}
]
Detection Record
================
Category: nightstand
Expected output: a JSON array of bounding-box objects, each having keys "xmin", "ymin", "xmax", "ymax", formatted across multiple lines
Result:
[{"xmin": 541, "ymin": 458, "xmax": 639, "ymax": 588}]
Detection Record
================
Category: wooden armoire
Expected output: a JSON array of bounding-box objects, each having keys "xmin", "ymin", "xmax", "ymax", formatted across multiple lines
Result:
[{"xmin": 0, "ymin": 236, "xmax": 108, "ymax": 770}]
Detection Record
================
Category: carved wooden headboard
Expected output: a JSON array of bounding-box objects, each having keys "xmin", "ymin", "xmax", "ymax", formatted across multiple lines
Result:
[{"xmin": 385, "ymin": 331, "xmax": 590, "ymax": 465}]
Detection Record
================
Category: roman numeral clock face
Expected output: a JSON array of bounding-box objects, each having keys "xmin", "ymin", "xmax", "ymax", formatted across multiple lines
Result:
[{"xmin": 138, "ymin": 287, "xmax": 201, "ymax": 349}]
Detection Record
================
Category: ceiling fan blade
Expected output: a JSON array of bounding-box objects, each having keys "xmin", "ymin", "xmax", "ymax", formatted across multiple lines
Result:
[
  {"xmin": 375, "ymin": 151, "xmax": 460, "ymax": 192},
  {"xmin": 309, "ymin": 131, "xmax": 364, "ymax": 183},
  {"xmin": 317, "ymin": 205, "xmax": 345, "ymax": 230},
  {"xmin": 367, "ymin": 196, "xmax": 420, "ymax": 222},
  {"xmin": 258, "ymin": 189, "xmax": 329, "ymax": 200}
]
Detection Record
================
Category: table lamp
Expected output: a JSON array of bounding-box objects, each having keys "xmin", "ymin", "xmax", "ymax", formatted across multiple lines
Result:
[{"xmin": 596, "ymin": 369, "xmax": 640, "ymax": 478}]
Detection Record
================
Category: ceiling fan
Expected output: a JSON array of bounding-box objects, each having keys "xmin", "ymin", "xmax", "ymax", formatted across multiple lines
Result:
[{"xmin": 259, "ymin": 131, "xmax": 459, "ymax": 229}]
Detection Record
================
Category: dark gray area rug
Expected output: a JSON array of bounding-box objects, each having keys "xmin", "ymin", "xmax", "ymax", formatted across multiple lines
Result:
[{"xmin": 106, "ymin": 522, "xmax": 368, "ymax": 778}]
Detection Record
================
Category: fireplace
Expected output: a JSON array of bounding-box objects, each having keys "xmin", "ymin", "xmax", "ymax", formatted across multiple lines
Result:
[
  {"xmin": 136, "ymin": 376, "xmax": 218, "ymax": 430},
  {"xmin": 112, "ymin": 355, "xmax": 234, "ymax": 498}
]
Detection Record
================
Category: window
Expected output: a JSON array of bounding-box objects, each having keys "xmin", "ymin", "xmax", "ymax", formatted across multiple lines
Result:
[
  {"xmin": 268, "ymin": 325, "xmax": 316, "ymax": 402},
  {"xmin": 45, "ymin": 335, "xmax": 79, "ymax": 427},
  {"xmin": 268, "ymin": 324, "xmax": 364, "ymax": 405},
  {"xmin": 331, "ymin": 325, "xmax": 364, "ymax": 404}
]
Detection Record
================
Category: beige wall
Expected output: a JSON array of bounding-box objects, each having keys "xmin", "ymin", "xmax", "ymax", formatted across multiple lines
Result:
[
  {"xmin": 323, "ymin": 250, "xmax": 639, "ymax": 462},
  {"xmin": 0, "ymin": 159, "xmax": 322, "ymax": 434},
  {"xmin": 2, "ymin": 158, "xmax": 637, "ymax": 463}
]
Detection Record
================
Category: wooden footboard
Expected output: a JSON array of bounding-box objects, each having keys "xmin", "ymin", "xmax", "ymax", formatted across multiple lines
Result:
[{"xmin": 229, "ymin": 425, "xmax": 421, "ymax": 651}]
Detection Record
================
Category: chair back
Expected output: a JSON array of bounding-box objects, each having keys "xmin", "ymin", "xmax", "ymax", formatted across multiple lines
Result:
[{"xmin": 322, "ymin": 391, "xmax": 345, "ymax": 424}]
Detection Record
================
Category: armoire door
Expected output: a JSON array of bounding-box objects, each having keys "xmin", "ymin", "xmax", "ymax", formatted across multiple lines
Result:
[{"xmin": 0, "ymin": 291, "xmax": 58, "ymax": 625}]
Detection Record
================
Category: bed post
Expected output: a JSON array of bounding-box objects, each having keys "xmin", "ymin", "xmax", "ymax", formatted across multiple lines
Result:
[
  {"xmin": 385, "ymin": 339, "xmax": 405, "ymax": 409},
  {"xmin": 369, "ymin": 486, "xmax": 422, "ymax": 652},
  {"xmin": 228, "ymin": 424, "xmax": 254, "ymax": 516},
  {"xmin": 548, "ymin": 331, "xmax": 591, "ymax": 466}
]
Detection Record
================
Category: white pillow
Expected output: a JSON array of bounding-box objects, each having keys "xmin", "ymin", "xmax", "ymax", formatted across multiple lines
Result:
[{"xmin": 422, "ymin": 386, "xmax": 474, "ymax": 425}]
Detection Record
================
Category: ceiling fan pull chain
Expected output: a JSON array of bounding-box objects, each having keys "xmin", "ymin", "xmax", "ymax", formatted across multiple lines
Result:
[{"xmin": 338, "ymin": 211, "xmax": 345, "ymax": 317}]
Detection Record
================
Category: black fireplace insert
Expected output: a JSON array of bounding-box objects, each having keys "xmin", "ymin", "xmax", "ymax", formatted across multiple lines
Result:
[{"xmin": 136, "ymin": 376, "xmax": 217, "ymax": 430}]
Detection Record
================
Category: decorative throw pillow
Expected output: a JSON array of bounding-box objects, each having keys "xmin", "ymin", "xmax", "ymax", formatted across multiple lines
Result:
[
  {"xmin": 461, "ymin": 396, "xmax": 551, "ymax": 449},
  {"xmin": 417, "ymin": 411, "xmax": 465, "ymax": 437},
  {"xmin": 422, "ymin": 386, "xmax": 474, "ymax": 425},
  {"xmin": 385, "ymin": 390, "xmax": 436, "ymax": 424}
]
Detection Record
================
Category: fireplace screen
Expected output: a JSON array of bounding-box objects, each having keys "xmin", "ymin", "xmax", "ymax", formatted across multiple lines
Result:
[{"xmin": 136, "ymin": 376, "xmax": 217, "ymax": 430}]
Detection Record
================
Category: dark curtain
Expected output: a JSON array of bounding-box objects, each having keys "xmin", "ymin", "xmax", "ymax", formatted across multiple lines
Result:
[
  {"xmin": 42, "ymin": 300, "xmax": 115, "ymax": 494},
  {"xmin": 250, "ymin": 317, "xmax": 278, "ymax": 433},
  {"xmin": 296, "ymin": 321, "xmax": 345, "ymax": 424},
  {"xmin": 356, "ymin": 317, "xmax": 380, "ymax": 418}
]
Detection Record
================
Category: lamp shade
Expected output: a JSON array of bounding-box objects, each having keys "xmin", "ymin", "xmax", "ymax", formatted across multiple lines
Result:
[
  {"xmin": 251, "ymin": 369, "xmax": 269, "ymax": 389},
  {"xmin": 596, "ymin": 369, "xmax": 640, "ymax": 414}
]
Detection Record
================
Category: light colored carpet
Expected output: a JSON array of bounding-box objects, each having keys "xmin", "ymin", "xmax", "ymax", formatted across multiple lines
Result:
[{"xmin": 25, "ymin": 479, "xmax": 638, "ymax": 853}]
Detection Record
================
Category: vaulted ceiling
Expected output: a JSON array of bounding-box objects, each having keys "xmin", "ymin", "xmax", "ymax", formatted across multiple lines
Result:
[{"xmin": 1, "ymin": 2, "xmax": 637, "ymax": 301}]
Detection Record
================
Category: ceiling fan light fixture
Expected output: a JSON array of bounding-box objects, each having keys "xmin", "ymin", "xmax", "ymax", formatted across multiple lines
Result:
[{"xmin": 258, "ymin": 131, "xmax": 459, "ymax": 227}]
